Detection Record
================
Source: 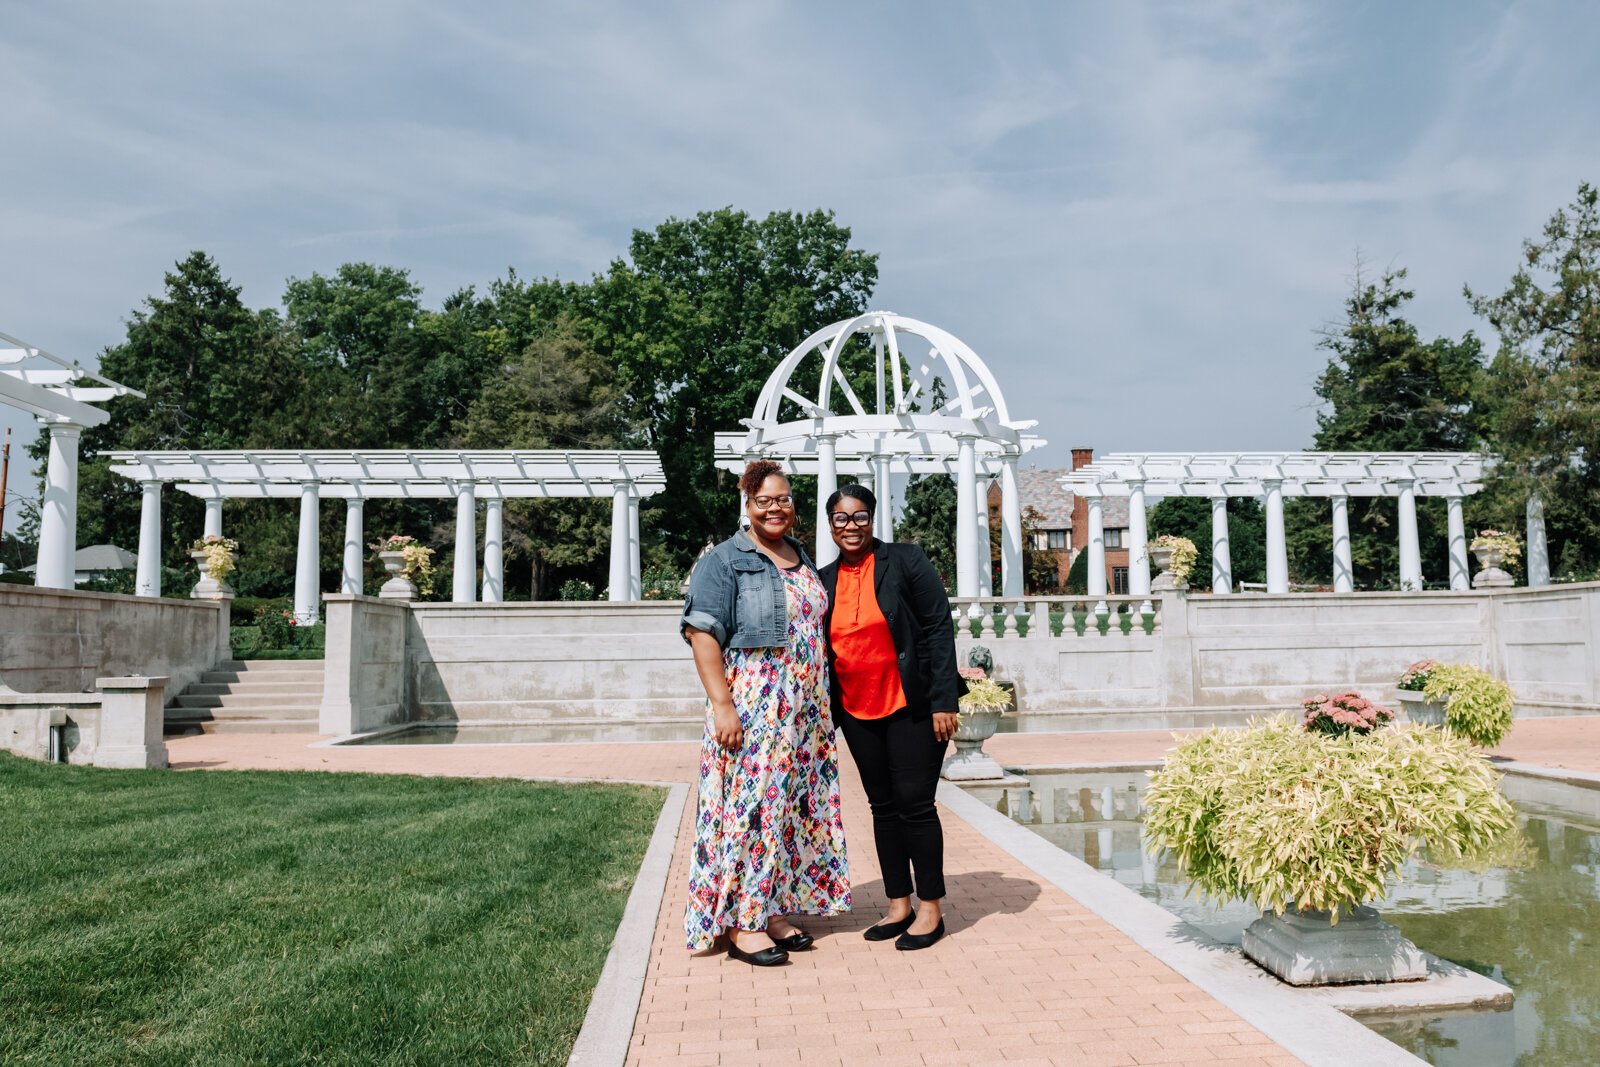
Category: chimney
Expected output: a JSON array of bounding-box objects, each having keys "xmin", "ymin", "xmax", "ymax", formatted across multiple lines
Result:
[{"xmin": 1070, "ymin": 447, "xmax": 1094, "ymax": 471}]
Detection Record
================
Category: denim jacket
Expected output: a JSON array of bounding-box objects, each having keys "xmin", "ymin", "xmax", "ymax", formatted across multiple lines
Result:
[{"xmin": 679, "ymin": 530, "xmax": 817, "ymax": 649}]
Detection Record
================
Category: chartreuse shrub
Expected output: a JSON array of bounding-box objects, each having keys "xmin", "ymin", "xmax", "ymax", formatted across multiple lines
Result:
[
  {"xmin": 1421, "ymin": 662, "xmax": 1515, "ymax": 748},
  {"xmin": 1143, "ymin": 717, "xmax": 1520, "ymax": 921}
]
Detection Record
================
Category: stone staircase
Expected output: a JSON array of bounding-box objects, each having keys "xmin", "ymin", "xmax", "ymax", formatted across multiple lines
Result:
[{"xmin": 166, "ymin": 660, "xmax": 325, "ymax": 735}]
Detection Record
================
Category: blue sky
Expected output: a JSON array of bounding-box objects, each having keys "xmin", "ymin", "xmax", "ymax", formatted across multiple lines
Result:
[{"xmin": 4, "ymin": 1, "xmax": 1598, "ymax": 532}]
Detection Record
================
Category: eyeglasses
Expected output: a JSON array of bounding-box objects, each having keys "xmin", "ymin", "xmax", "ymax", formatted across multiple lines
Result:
[
  {"xmin": 750, "ymin": 494, "xmax": 794, "ymax": 509},
  {"xmin": 830, "ymin": 510, "xmax": 872, "ymax": 528}
]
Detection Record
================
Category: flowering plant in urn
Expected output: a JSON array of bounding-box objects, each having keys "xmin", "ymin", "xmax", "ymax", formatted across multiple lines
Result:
[
  {"xmin": 1301, "ymin": 691, "xmax": 1393, "ymax": 737},
  {"xmin": 1396, "ymin": 659, "xmax": 1437, "ymax": 692},
  {"xmin": 188, "ymin": 534, "xmax": 239, "ymax": 581}
]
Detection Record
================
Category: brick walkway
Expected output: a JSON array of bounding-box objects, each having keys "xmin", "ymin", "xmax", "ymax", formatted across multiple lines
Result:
[{"xmin": 165, "ymin": 714, "xmax": 1600, "ymax": 1066}]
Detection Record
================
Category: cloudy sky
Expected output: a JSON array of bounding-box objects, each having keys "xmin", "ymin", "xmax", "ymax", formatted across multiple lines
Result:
[{"xmin": 4, "ymin": 0, "xmax": 1598, "ymax": 532}]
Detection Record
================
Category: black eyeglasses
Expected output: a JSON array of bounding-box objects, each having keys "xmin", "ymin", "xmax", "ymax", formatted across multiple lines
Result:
[
  {"xmin": 830, "ymin": 510, "xmax": 872, "ymax": 528},
  {"xmin": 750, "ymin": 495, "xmax": 794, "ymax": 509}
]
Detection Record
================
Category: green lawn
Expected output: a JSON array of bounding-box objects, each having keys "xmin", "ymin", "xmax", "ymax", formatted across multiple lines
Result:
[{"xmin": 0, "ymin": 754, "xmax": 663, "ymax": 1066}]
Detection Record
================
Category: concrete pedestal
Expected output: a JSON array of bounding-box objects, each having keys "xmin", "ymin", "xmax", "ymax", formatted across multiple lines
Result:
[
  {"xmin": 95, "ymin": 676, "xmax": 169, "ymax": 770},
  {"xmin": 1242, "ymin": 905, "xmax": 1428, "ymax": 986},
  {"xmin": 942, "ymin": 707, "xmax": 1005, "ymax": 781}
]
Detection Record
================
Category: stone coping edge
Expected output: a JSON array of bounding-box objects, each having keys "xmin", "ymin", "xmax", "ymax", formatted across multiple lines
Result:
[
  {"xmin": 567, "ymin": 781, "xmax": 689, "ymax": 1067},
  {"xmin": 937, "ymin": 781, "xmax": 1426, "ymax": 1067}
]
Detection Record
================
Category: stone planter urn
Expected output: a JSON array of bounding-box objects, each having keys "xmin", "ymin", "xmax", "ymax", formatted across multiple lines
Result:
[
  {"xmin": 1471, "ymin": 546, "xmax": 1514, "ymax": 589},
  {"xmin": 1149, "ymin": 545, "xmax": 1188, "ymax": 592},
  {"xmin": 377, "ymin": 550, "xmax": 417, "ymax": 600},
  {"xmin": 189, "ymin": 549, "xmax": 237, "ymax": 599},
  {"xmin": 1395, "ymin": 690, "xmax": 1447, "ymax": 727},
  {"xmin": 1241, "ymin": 904, "xmax": 1428, "ymax": 986},
  {"xmin": 941, "ymin": 706, "xmax": 1005, "ymax": 781}
]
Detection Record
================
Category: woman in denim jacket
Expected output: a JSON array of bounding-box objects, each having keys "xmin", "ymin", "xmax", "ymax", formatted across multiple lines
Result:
[{"xmin": 679, "ymin": 460, "xmax": 851, "ymax": 966}]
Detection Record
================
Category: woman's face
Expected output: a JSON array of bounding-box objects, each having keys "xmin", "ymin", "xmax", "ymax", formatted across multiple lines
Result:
[
  {"xmin": 745, "ymin": 475, "xmax": 795, "ymax": 540},
  {"xmin": 829, "ymin": 495, "xmax": 873, "ymax": 556}
]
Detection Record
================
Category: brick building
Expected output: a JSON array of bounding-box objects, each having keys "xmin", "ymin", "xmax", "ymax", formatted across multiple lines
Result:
[{"xmin": 987, "ymin": 447, "xmax": 1131, "ymax": 593}]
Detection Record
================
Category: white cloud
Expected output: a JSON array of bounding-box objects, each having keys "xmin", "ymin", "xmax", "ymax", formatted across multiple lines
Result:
[{"xmin": 4, "ymin": 0, "xmax": 1599, "ymax": 531}]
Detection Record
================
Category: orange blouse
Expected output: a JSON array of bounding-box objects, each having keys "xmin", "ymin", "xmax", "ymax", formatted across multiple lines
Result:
[{"xmin": 829, "ymin": 553, "xmax": 907, "ymax": 720}]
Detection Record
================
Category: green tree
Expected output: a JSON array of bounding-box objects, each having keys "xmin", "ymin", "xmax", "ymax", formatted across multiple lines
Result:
[
  {"xmin": 895, "ymin": 473, "xmax": 958, "ymax": 588},
  {"xmin": 1148, "ymin": 497, "xmax": 1266, "ymax": 590},
  {"xmin": 1468, "ymin": 182, "xmax": 1600, "ymax": 576},
  {"xmin": 60, "ymin": 252, "xmax": 296, "ymax": 578},
  {"xmin": 1287, "ymin": 266, "xmax": 1484, "ymax": 587},
  {"xmin": 458, "ymin": 319, "xmax": 632, "ymax": 598},
  {"xmin": 583, "ymin": 208, "xmax": 879, "ymax": 562}
]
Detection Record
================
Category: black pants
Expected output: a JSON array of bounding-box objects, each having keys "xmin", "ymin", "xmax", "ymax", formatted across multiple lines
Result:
[{"xmin": 837, "ymin": 708, "xmax": 949, "ymax": 901}]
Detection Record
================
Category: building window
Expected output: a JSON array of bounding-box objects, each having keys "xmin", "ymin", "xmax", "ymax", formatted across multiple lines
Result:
[
  {"xmin": 1046, "ymin": 529, "xmax": 1069, "ymax": 549},
  {"xmin": 1112, "ymin": 566, "xmax": 1129, "ymax": 594},
  {"xmin": 1103, "ymin": 528, "xmax": 1125, "ymax": 548}
]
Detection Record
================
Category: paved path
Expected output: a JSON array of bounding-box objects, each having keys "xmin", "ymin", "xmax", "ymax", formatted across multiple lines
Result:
[
  {"xmin": 163, "ymin": 715, "xmax": 1600, "ymax": 1065},
  {"xmin": 168, "ymin": 729, "xmax": 1304, "ymax": 1066}
]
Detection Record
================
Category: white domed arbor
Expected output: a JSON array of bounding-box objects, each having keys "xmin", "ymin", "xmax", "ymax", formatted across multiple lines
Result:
[{"xmin": 714, "ymin": 312, "xmax": 1044, "ymax": 597}]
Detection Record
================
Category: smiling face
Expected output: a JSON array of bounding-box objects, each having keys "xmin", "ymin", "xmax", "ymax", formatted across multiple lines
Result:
[
  {"xmin": 828, "ymin": 494, "xmax": 874, "ymax": 558},
  {"xmin": 745, "ymin": 474, "xmax": 795, "ymax": 541}
]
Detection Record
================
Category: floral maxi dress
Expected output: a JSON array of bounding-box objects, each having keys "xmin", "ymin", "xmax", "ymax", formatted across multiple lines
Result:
[{"xmin": 684, "ymin": 564, "xmax": 851, "ymax": 948}]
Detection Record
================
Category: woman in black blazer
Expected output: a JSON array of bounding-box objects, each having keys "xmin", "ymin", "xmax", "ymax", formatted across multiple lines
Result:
[{"xmin": 819, "ymin": 484, "xmax": 965, "ymax": 950}]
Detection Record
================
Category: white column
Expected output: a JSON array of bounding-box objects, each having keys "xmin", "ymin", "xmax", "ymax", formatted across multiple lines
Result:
[
  {"xmin": 453, "ymin": 483, "xmax": 477, "ymax": 604},
  {"xmin": 955, "ymin": 436, "xmax": 977, "ymax": 598},
  {"xmin": 1000, "ymin": 455, "xmax": 1024, "ymax": 597},
  {"xmin": 341, "ymin": 497, "xmax": 364, "ymax": 595},
  {"xmin": 1446, "ymin": 495, "xmax": 1469, "ymax": 591},
  {"xmin": 814, "ymin": 435, "xmax": 838, "ymax": 566},
  {"xmin": 1397, "ymin": 479, "xmax": 1422, "ymax": 592},
  {"xmin": 609, "ymin": 481, "xmax": 630, "ymax": 601},
  {"xmin": 482, "ymin": 498, "xmax": 504, "ymax": 602},
  {"xmin": 628, "ymin": 494, "xmax": 642, "ymax": 599},
  {"xmin": 1210, "ymin": 495, "xmax": 1233, "ymax": 594},
  {"xmin": 874, "ymin": 454, "xmax": 893, "ymax": 541},
  {"xmin": 1127, "ymin": 480, "xmax": 1150, "ymax": 598},
  {"xmin": 975, "ymin": 475, "xmax": 993, "ymax": 596},
  {"xmin": 203, "ymin": 498, "xmax": 223, "ymax": 539},
  {"xmin": 35, "ymin": 423, "xmax": 83, "ymax": 589},
  {"xmin": 1330, "ymin": 494, "xmax": 1354, "ymax": 593},
  {"xmin": 1264, "ymin": 479, "xmax": 1288, "ymax": 594},
  {"xmin": 136, "ymin": 480, "xmax": 162, "ymax": 598},
  {"xmin": 293, "ymin": 482, "xmax": 320, "ymax": 625},
  {"xmin": 1526, "ymin": 495, "xmax": 1549, "ymax": 586},
  {"xmin": 1086, "ymin": 496, "xmax": 1107, "ymax": 598}
]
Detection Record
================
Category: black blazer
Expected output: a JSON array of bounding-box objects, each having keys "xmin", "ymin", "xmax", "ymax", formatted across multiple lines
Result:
[{"xmin": 819, "ymin": 539, "xmax": 967, "ymax": 720}]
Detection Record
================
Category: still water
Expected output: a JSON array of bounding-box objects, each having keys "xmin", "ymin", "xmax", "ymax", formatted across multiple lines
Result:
[{"xmin": 962, "ymin": 767, "xmax": 1600, "ymax": 1066}]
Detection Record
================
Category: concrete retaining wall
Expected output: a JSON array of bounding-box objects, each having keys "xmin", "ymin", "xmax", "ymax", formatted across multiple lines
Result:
[
  {"xmin": 406, "ymin": 601, "xmax": 703, "ymax": 723},
  {"xmin": 321, "ymin": 595, "xmax": 410, "ymax": 735},
  {"xmin": 316, "ymin": 583, "xmax": 1600, "ymax": 731},
  {"xmin": 0, "ymin": 586, "xmax": 227, "ymax": 697}
]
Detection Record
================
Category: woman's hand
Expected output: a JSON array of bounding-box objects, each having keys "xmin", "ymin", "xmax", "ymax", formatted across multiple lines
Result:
[
  {"xmin": 713, "ymin": 699, "xmax": 744, "ymax": 751},
  {"xmin": 932, "ymin": 712, "xmax": 959, "ymax": 743}
]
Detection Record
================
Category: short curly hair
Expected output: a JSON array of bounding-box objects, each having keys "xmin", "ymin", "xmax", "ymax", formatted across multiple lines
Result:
[{"xmin": 739, "ymin": 459, "xmax": 788, "ymax": 497}]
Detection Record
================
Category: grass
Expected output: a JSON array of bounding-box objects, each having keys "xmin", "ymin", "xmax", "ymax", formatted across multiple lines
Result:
[{"xmin": 0, "ymin": 754, "xmax": 663, "ymax": 1066}]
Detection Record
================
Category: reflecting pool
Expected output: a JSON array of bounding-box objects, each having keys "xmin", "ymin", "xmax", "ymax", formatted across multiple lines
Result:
[{"xmin": 962, "ymin": 767, "xmax": 1600, "ymax": 1066}]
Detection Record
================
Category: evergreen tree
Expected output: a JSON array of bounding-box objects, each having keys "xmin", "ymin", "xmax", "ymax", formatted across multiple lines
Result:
[
  {"xmin": 896, "ymin": 473, "xmax": 958, "ymax": 589},
  {"xmin": 1148, "ymin": 496, "xmax": 1266, "ymax": 590},
  {"xmin": 1287, "ymin": 265, "xmax": 1484, "ymax": 588},
  {"xmin": 1469, "ymin": 183, "xmax": 1600, "ymax": 577}
]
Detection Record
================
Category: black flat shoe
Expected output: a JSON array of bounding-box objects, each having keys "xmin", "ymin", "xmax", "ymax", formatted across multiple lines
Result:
[
  {"xmin": 863, "ymin": 912, "xmax": 916, "ymax": 942},
  {"xmin": 895, "ymin": 918, "xmax": 945, "ymax": 951},
  {"xmin": 771, "ymin": 931, "xmax": 814, "ymax": 951},
  {"xmin": 728, "ymin": 942, "xmax": 789, "ymax": 966}
]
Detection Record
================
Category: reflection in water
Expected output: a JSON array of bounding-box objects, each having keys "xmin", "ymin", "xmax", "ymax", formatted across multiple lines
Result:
[{"xmin": 962, "ymin": 769, "xmax": 1600, "ymax": 1067}]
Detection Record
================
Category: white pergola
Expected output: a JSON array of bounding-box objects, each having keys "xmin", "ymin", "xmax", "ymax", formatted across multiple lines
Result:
[
  {"xmin": 715, "ymin": 312, "xmax": 1043, "ymax": 597},
  {"xmin": 1, "ymin": 330, "xmax": 143, "ymax": 589},
  {"xmin": 1060, "ymin": 452, "xmax": 1491, "ymax": 595},
  {"xmin": 105, "ymin": 450, "xmax": 666, "ymax": 621}
]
